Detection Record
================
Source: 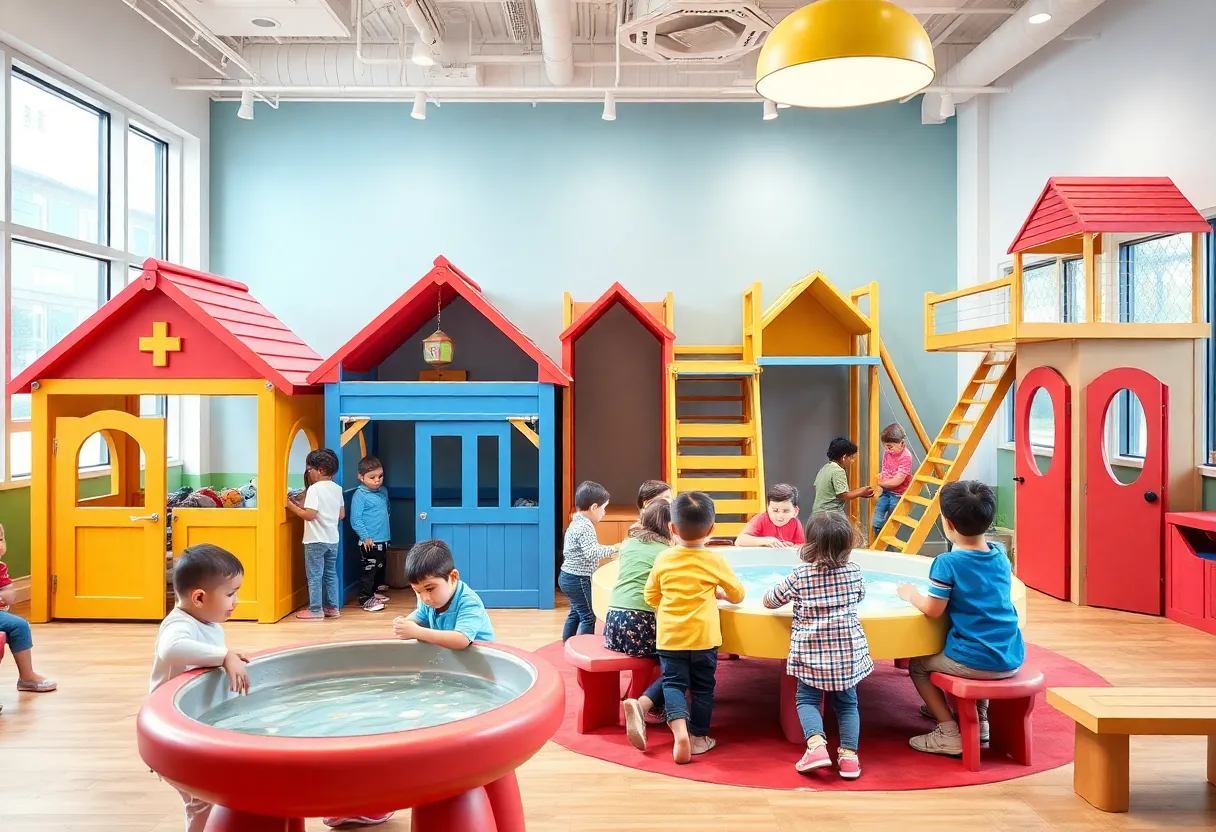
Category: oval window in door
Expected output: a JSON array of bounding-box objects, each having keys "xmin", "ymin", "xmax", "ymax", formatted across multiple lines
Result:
[
  {"xmin": 1026, "ymin": 387, "xmax": 1055, "ymax": 475},
  {"xmin": 1102, "ymin": 388, "xmax": 1145, "ymax": 485}
]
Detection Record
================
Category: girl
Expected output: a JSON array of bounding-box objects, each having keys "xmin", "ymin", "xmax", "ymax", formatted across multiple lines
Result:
[
  {"xmin": 628, "ymin": 479, "xmax": 672, "ymax": 534},
  {"xmin": 763, "ymin": 511, "xmax": 873, "ymax": 779},
  {"xmin": 0, "ymin": 524, "xmax": 57, "ymax": 707},
  {"xmin": 604, "ymin": 499, "xmax": 672, "ymax": 658}
]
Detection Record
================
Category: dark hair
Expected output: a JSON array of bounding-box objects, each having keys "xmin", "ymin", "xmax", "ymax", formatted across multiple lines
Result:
[
  {"xmin": 406, "ymin": 539, "xmax": 456, "ymax": 584},
  {"xmin": 827, "ymin": 437, "xmax": 858, "ymax": 461},
  {"xmin": 799, "ymin": 512, "xmax": 859, "ymax": 569},
  {"xmin": 636, "ymin": 479, "xmax": 672, "ymax": 510},
  {"xmin": 630, "ymin": 499, "xmax": 673, "ymax": 545},
  {"xmin": 880, "ymin": 423, "xmax": 907, "ymax": 443},
  {"xmin": 574, "ymin": 480, "xmax": 610, "ymax": 511},
  {"xmin": 939, "ymin": 480, "xmax": 995, "ymax": 537},
  {"xmin": 671, "ymin": 491, "xmax": 715, "ymax": 541},
  {"xmin": 766, "ymin": 483, "xmax": 799, "ymax": 507},
  {"xmin": 174, "ymin": 543, "xmax": 244, "ymax": 597},
  {"xmin": 357, "ymin": 455, "xmax": 383, "ymax": 476},
  {"xmin": 306, "ymin": 448, "xmax": 339, "ymax": 477}
]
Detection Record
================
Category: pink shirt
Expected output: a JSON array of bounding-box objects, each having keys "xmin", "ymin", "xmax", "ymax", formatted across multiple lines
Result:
[
  {"xmin": 741, "ymin": 512, "xmax": 806, "ymax": 545},
  {"xmin": 881, "ymin": 448, "xmax": 915, "ymax": 494}
]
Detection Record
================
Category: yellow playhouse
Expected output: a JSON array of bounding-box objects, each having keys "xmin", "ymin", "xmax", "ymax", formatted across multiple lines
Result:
[{"xmin": 8, "ymin": 260, "xmax": 324, "ymax": 624}]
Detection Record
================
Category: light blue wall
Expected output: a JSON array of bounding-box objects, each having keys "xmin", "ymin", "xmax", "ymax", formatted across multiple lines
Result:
[{"xmin": 209, "ymin": 101, "xmax": 958, "ymax": 481}]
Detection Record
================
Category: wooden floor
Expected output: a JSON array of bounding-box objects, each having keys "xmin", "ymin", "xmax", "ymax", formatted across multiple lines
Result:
[{"xmin": 3, "ymin": 590, "xmax": 1216, "ymax": 831}]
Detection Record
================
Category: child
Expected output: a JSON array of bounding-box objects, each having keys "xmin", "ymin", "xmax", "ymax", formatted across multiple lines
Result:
[
  {"xmin": 630, "ymin": 492, "xmax": 745, "ymax": 764},
  {"xmin": 149, "ymin": 544, "xmax": 250, "ymax": 832},
  {"xmin": 604, "ymin": 499, "xmax": 673, "ymax": 659},
  {"xmin": 286, "ymin": 448, "xmax": 345, "ymax": 620},
  {"xmin": 763, "ymin": 512, "xmax": 872, "ymax": 779},
  {"xmin": 736, "ymin": 483, "xmax": 805, "ymax": 548},
  {"xmin": 812, "ymin": 437, "xmax": 874, "ymax": 515},
  {"xmin": 0, "ymin": 523, "xmax": 57, "ymax": 707},
  {"xmin": 872, "ymin": 424, "xmax": 914, "ymax": 539},
  {"xmin": 897, "ymin": 480, "xmax": 1024, "ymax": 756},
  {"xmin": 350, "ymin": 455, "xmax": 391, "ymax": 613},
  {"xmin": 391, "ymin": 539, "xmax": 494, "ymax": 648},
  {"xmin": 627, "ymin": 479, "xmax": 673, "ymax": 534},
  {"xmin": 559, "ymin": 481, "xmax": 618, "ymax": 641}
]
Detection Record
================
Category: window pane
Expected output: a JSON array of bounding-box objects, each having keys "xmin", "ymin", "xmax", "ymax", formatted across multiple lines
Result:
[
  {"xmin": 10, "ymin": 432, "xmax": 32, "ymax": 479},
  {"xmin": 1121, "ymin": 234, "xmax": 1193, "ymax": 324},
  {"xmin": 1064, "ymin": 259, "xmax": 1086, "ymax": 322},
  {"xmin": 128, "ymin": 129, "xmax": 167, "ymax": 258},
  {"xmin": 1021, "ymin": 261, "xmax": 1061, "ymax": 323},
  {"xmin": 140, "ymin": 395, "xmax": 166, "ymax": 417},
  {"xmin": 10, "ymin": 70, "xmax": 105, "ymax": 244}
]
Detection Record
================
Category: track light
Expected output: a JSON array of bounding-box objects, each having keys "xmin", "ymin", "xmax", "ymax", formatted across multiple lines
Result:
[
  {"xmin": 763, "ymin": 100, "xmax": 778, "ymax": 121},
  {"xmin": 237, "ymin": 89, "xmax": 254, "ymax": 120},
  {"xmin": 1027, "ymin": 0, "xmax": 1052, "ymax": 25},
  {"xmin": 412, "ymin": 33, "xmax": 436, "ymax": 67},
  {"xmin": 602, "ymin": 91, "xmax": 616, "ymax": 121},
  {"xmin": 411, "ymin": 92, "xmax": 427, "ymax": 120},
  {"xmin": 938, "ymin": 92, "xmax": 956, "ymax": 120},
  {"xmin": 777, "ymin": 103, "xmax": 791, "ymax": 109}
]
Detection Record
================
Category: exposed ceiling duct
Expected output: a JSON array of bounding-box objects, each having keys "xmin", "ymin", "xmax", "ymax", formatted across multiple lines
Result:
[
  {"xmin": 922, "ymin": 0, "xmax": 1109, "ymax": 124},
  {"xmin": 532, "ymin": 0, "xmax": 575, "ymax": 85},
  {"xmin": 620, "ymin": 0, "xmax": 773, "ymax": 64}
]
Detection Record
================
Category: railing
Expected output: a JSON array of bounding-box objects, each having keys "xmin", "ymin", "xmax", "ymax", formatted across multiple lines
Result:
[{"xmin": 925, "ymin": 278, "xmax": 1014, "ymax": 348}]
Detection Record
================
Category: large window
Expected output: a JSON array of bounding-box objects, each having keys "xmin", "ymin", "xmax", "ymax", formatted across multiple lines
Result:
[{"xmin": 2, "ymin": 56, "xmax": 181, "ymax": 481}]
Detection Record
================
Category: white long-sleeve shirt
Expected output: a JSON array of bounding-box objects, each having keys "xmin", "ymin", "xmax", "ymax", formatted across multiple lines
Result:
[
  {"xmin": 149, "ymin": 607, "xmax": 229, "ymax": 693},
  {"xmin": 561, "ymin": 513, "xmax": 616, "ymax": 577}
]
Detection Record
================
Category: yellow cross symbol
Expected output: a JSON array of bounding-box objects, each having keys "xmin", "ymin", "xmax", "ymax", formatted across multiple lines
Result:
[{"xmin": 139, "ymin": 321, "xmax": 182, "ymax": 367}]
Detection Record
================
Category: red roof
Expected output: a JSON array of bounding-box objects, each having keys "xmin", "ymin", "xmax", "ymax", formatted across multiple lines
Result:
[
  {"xmin": 8, "ymin": 259, "xmax": 322, "ymax": 395},
  {"xmin": 307, "ymin": 256, "xmax": 570, "ymax": 386},
  {"xmin": 559, "ymin": 282, "xmax": 675, "ymax": 348},
  {"xmin": 1008, "ymin": 177, "xmax": 1211, "ymax": 254}
]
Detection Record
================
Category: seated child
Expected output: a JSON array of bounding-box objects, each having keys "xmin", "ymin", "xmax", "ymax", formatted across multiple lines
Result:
[
  {"xmin": 604, "ymin": 499, "xmax": 674, "ymax": 659},
  {"xmin": 764, "ymin": 512, "xmax": 872, "ymax": 779},
  {"xmin": 627, "ymin": 479, "xmax": 673, "ymax": 534},
  {"xmin": 625, "ymin": 492, "xmax": 745, "ymax": 764},
  {"xmin": 286, "ymin": 448, "xmax": 345, "ymax": 620},
  {"xmin": 872, "ymin": 424, "xmax": 914, "ymax": 539},
  {"xmin": 559, "ymin": 481, "xmax": 619, "ymax": 642},
  {"xmin": 150, "ymin": 544, "xmax": 250, "ymax": 832},
  {"xmin": 350, "ymin": 455, "xmax": 392, "ymax": 613},
  {"xmin": 736, "ymin": 483, "xmax": 805, "ymax": 548},
  {"xmin": 392, "ymin": 539, "xmax": 494, "ymax": 648},
  {"xmin": 0, "ymin": 523, "xmax": 56, "ymax": 703},
  {"xmin": 897, "ymin": 480, "xmax": 1024, "ymax": 756},
  {"xmin": 812, "ymin": 437, "xmax": 874, "ymax": 515}
]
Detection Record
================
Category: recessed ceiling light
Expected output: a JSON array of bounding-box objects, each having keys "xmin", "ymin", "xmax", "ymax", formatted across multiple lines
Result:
[{"xmin": 251, "ymin": 17, "xmax": 280, "ymax": 29}]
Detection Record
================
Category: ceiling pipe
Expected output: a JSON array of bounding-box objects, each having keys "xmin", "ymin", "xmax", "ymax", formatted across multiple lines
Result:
[
  {"xmin": 122, "ymin": 0, "xmax": 227, "ymax": 77},
  {"xmin": 355, "ymin": 0, "xmax": 406, "ymax": 65},
  {"xmin": 921, "ymin": 0, "xmax": 1109, "ymax": 124},
  {"xmin": 532, "ymin": 0, "xmax": 575, "ymax": 85}
]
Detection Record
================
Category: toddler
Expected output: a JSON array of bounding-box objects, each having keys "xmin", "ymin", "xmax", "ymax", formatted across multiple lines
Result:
[
  {"xmin": 872, "ymin": 424, "xmax": 914, "ymax": 539},
  {"xmin": 559, "ymin": 481, "xmax": 618, "ymax": 641},
  {"xmin": 287, "ymin": 448, "xmax": 345, "ymax": 620},
  {"xmin": 391, "ymin": 539, "xmax": 494, "ymax": 648},
  {"xmin": 604, "ymin": 498, "xmax": 673, "ymax": 659},
  {"xmin": 629, "ymin": 492, "xmax": 745, "ymax": 764},
  {"xmin": 764, "ymin": 512, "xmax": 872, "ymax": 779},
  {"xmin": 736, "ymin": 483, "xmax": 805, "ymax": 548},
  {"xmin": 350, "ymin": 455, "xmax": 391, "ymax": 613},
  {"xmin": 812, "ymin": 437, "xmax": 874, "ymax": 515},
  {"xmin": 150, "ymin": 544, "xmax": 250, "ymax": 832},
  {"xmin": 898, "ymin": 480, "xmax": 1024, "ymax": 756},
  {"xmin": 627, "ymin": 479, "xmax": 673, "ymax": 534},
  {"xmin": 0, "ymin": 523, "xmax": 57, "ymax": 706}
]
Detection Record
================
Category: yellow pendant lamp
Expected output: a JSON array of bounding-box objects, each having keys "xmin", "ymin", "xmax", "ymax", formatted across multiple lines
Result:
[{"xmin": 756, "ymin": 0, "xmax": 935, "ymax": 109}]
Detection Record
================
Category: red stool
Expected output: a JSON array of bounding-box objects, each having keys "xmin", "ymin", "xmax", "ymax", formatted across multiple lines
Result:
[
  {"xmin": 563, "ymin": 634, "xmax": 659, "ymax": 734},
  {"xmin": 929, "ymin": 667, "xmax": 1046, "ymax": 772},
  {"xmin": 0, "ymin": 631, "xmax": 6, "ymax": 663}
]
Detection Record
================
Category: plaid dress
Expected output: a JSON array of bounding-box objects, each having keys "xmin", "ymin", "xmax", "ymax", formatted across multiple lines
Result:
[{"xmin": 763, "ymin": 562, "xmax": 874, "ymax": 691}]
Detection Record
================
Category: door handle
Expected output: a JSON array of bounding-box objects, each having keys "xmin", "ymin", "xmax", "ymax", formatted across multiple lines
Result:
[
  {"xmin": 130, "ymin": 513, "xmax": 160, "ymax": 523},
  {"xmin": 1144, "ymin": 491, "xmax": 1159, "ymax": 503},
  {"xmin": 1012, "ymin": 477, "xmax": 1025, "ymax": 484},
  {"xmin": 419, "ymin": 512, "xmax": 427, "ymax": 520}
]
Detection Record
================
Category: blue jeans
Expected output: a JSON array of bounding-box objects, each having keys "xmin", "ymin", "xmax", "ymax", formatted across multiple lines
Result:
[
  {"xmin": 795, "ymin": 681, "xmax": 860, "ymax": 751},
  {"xmin": 0, "ymin": 610, "xmax": 33, "ymax": 654},
  {"xmin": 658, "ymin": 649, "xmax": 718, "ymax": 737},
  {"xmin": 872, "ymin": 490, "xmax": 901, "ymax": 532},
  {"xmin": 558, "ymin": 570, "xmax": 595, "ymax": 641},
  {"xmin": 304, "ymin": 542, "xmax": 340, "ymax": 613}
]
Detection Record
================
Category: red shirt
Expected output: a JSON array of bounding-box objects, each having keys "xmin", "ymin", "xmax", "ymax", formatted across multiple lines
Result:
[
  {"xmin": 0, "ymin": 560, "xmax": 11, "ymax": 589},
  {"xmin": 741, "ymin": 512, "xmax": 806, "ymax": 545},
  {"xmin": 880, "ymin": 448, "xmax": 915, "ymax": 494}
]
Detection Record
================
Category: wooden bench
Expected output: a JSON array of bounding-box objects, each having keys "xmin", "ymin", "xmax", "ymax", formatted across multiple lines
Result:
[
  {"xmin": 563, "ymin": 635, "xmax": 659, "ymax": 734},
  {"xmin": 931, "ymin": 667, "xmax": 1047, "ymax": 771},
  {"xmin": 1047, "ymin": 687, "xmax": 1216, "ymax": 812}
]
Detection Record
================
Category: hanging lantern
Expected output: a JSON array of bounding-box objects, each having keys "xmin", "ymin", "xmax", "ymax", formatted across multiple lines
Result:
[{"xmin": 422, "ymin": 289, "xmax": 454, "ymax": 367}]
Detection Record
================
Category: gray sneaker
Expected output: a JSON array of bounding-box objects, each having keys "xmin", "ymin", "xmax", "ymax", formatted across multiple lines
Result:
[
  {"xmin": 909, "ymin": 723, "xmax": 963, "ymax": 756},
  {"xmin": 918, "ymin": 704, "xmax": 988, "ymax": 743}
]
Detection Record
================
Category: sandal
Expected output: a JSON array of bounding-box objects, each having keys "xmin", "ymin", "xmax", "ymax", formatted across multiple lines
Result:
[{"xmin": 17, "ymin": 679, "xmax": 57, "ymax": 692}]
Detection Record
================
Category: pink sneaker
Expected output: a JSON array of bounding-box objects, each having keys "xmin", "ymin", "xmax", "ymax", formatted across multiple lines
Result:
[
  {"xmin": 837, "ymin": 752, "xmax": 861, "ymax": 780},
  {"xmin": 795, "ymin": 743, "xmax": 832, "ymax": 774},
  {"xmin": 322, "ymin": 814, "xmax": 394, "ymax": 828},
  {"xmin": 323, "ymin": 607, "xmax": 342, "ymax": 618},
  {"xmin": 294, "ymin": 610, "xmax": 324, "ymax": 620}
]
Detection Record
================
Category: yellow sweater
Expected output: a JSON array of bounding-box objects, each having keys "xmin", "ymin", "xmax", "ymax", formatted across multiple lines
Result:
[{"xmin": 643, "ymin": 545, "xmax": 746, "ymax": 651}]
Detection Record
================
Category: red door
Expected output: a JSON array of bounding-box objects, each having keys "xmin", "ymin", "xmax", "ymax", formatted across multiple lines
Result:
[
  {"xmin": 1014, "ymin": 367, "xmax": 1070, "ymax": 600},
  {"xmin": 1085, "ymin": 367, "xmax": 1168, "ymax": 615}
]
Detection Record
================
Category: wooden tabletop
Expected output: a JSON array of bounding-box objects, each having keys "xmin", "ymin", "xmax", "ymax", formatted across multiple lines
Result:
[{"xmin": 1047, "ymin": 687, "xmax": 1216, "ymax": 735}]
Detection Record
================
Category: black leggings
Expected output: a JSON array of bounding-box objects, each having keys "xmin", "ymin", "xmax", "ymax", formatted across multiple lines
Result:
[{"xmin": 358, "ymin": 542, "xmax": 387, "ymax": 602}]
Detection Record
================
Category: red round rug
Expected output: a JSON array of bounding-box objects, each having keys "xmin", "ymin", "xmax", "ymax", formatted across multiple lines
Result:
[{"xmin": 536, "ymin": 641, "xmax": 1107, "ymax": 791}]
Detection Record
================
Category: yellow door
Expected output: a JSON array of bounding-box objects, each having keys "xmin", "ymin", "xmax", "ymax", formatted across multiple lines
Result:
[{"xmin": 52, "ymin": 411, "xmax": 167, "ymax": 620}]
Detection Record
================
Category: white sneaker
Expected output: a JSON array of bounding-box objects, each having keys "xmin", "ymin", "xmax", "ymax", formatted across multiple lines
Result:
[
  {"xmin": 361, "ymin": 597, "xmax": 386, "ymax": 612},
  {"xmin": 909, "ymin": 723, "xmax": 963, "ymax": 757},
  {"xmin": 918, "ymin": 704, "xmax": 989, "ymax": 743}
]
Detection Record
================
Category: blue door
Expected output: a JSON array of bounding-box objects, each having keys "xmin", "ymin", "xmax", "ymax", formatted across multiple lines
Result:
[{"xmin": 415, "ymin": 421, "xmax": 541, "ymax": 608}]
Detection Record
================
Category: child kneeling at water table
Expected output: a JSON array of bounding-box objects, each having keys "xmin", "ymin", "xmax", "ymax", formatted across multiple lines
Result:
[
  {"xmin": 624, "ymin": 492, "xmax": 745, "ymax": 764},
  {"xmin": 897, "ymin": 480, "xmax": 1024, "ymax": 756},
  {"xmin": 764, "ymin": 511, "xmax": 872, "ymax": 779},
  {"xmin": 392, "ymin": 539, "xmax": 495, "ymax": 649},
  {"xmin": 812, "ymin": 438, "xmax": 874, "ymax": 515},
  {"xmin": 736, "ymin": 483, "xmax": 804, "ymax": 548}
]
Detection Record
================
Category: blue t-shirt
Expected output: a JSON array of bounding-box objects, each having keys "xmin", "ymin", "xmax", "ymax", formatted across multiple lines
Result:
[
  {"xmin": 927, "ymin": 542, "xmax": 1024, "ymax": 673},
  {"xmin": 414, "ymin": 580, "xmax": 495, "ymax": 644}
]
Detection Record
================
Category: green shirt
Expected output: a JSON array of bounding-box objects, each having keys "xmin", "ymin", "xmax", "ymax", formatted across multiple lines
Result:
[
  {"xmin": 608, "ymin": 538, "xmax": 670, "ymax": 612},
  {"xmin": 812, "ymin": 460, "xmax": 850, "ymax": 514}
]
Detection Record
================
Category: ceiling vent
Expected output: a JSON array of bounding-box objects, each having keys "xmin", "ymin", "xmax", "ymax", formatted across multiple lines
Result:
[{"xmin": 619, "ymin": 0, "xmax": 773, "ymax": 64}]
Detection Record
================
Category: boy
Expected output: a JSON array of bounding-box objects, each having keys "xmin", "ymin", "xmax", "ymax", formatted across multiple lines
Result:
[
  {"xmin": 350, "ymin": 455, "xmax": 391, "ymax": 613},
  {"xmin": 392, "ymin": 539, "xmax": 494, "ymax": 648},
  {"xmin": 150, "ymin": 544, "xmax": 250, "ymax": 832},
  {"xmin": 812, "ymin": 437, "xmax": 874, "ymax": 515},
  {"xmin": 637, "ymin": 492, "xmax": 745, "ymax": 764},
  {"xmin": 736, "ymin": 483, "xmax": 804, "ymax": 548},
  {"xmin": 286, "ymin": 449, "xmax": 345, "ymax": 620},
  {"xmin": 872, "ymin": 424, "xmax": 914, "ymax": 539},
  {"xmin": 559, "ymin": 481, "xmax": 619, "ymax": 642},
  {"xmin": 897, "ymin": 480, "xmax": 1024, "ymax": 756}
]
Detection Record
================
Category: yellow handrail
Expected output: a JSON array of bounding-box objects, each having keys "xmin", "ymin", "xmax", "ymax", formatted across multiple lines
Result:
[{"xmin": 925, "ymin": 276, "xmax": 1013, "ymax": 307}]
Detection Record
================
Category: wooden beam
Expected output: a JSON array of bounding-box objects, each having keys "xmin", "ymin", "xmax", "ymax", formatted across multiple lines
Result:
[
  {"xmin": 509, "ymin": 418, "xmax": 540, "ymax": 449},
  {"xmin": 339, "ymin": 418, "xmax": 368, "ymax": 448}
]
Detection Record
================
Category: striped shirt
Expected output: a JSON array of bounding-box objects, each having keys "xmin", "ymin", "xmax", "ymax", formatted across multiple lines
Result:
[{"xmin": 561, "ymin": 513, "xmax": 616, "ymax": 577}]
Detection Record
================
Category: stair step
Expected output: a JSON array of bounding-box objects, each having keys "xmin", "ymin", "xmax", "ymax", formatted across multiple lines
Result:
[
  {"xmin": 878, "ymin": 534, "xmax": 907, "ymax": 550},
  {"xmin": 712, "ymin": 522, "xmax": 747, "ymax": 538},
  {"xmin": 891, "ymin": 514, "xmax": 917, "ymax": 528},
  {"xmin": 706, "ymin": 500, "xmax": 763, "ymax": 515},
  {"xmin": 677, "ymin": 438, "xmax": 751, "ymax": 447},
  {"xmin": 905, "ymin": 494, "xmax": 933, "ymax": 507},
  {"xmin": 917, "ymin": 475, "xmax": 946, "ymax": 486},
  {"xmin": 677, "ymin": 455, "xmax": 757, "ymax": 470},
  {"xmin": 937, "ymin": 437, "xmax": 964, "ymax": 446},
  {"xmin": 676, "ymin": 423, "xmax": 755, "ymax": 439},
  {"xmin": 671, "ymin": 360, "xmax": 759, "ymax": 377},
  {"xmin": 677, "ymin": 414, "xmax": 746, "ymax": 422},
  {"xmin": 674, "ymin": 344, "xmax": 744, "ymax": 357},
  {"xmin": 947, "ymin": 419, "xmax": 978, "ymax": 427},
  {"xmin": 679, "ymin": 477, "xmax": 760, "ymax": 493},
  {"xmin": 925, "ymin": 456, "xmax": 951, "ymax": 465},
  {"xmin": 677, "ymin": 395, "xmax": 745, "ymax": 403},
  {"xmin": 960, "ymin": 398, "xmax": 989, "ymax": 406}
]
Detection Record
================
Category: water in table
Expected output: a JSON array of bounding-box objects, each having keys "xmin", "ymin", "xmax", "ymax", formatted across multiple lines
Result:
[
  {"xmin": 731, "ymin": 565, "xmax": 931, "ymax": 612},
  {"xmin": 198, "ymin": 671, "xmax": 515, "ymax": 737}
]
